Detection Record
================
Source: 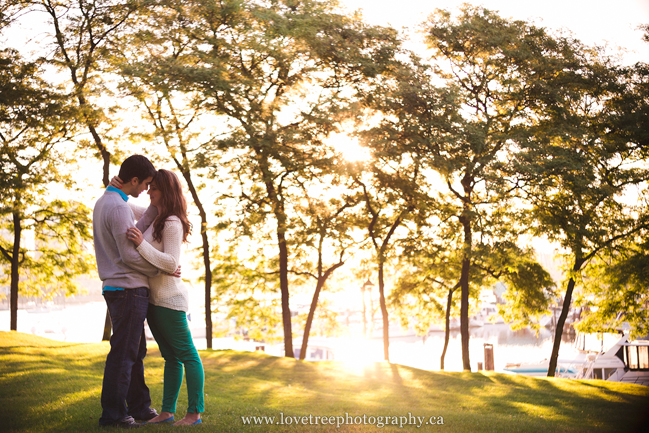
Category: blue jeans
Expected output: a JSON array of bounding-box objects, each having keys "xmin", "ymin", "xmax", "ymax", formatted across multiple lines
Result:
[{"xmin": 99, "ymin": 287, "xmax": 153, "ymax": 425}]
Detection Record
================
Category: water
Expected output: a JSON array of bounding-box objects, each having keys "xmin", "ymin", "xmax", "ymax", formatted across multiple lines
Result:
[{"xmin": 0, "ymin": 302, "xmax": 575, "ymax": 373}]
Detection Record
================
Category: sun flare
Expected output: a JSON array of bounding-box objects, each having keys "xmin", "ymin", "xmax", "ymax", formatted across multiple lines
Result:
[{"xmin": 326, "ymin": 132, "xmax": 372, "ymax": 162}]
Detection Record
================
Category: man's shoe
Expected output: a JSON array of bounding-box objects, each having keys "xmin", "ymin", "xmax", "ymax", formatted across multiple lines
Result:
[
  {"xmin": 131, "ymin": 409, "xmax": 158, "ymax": 422},
  {"xmin": 99, "ymin": 416, "xmax": 141, "ymax": 428}
]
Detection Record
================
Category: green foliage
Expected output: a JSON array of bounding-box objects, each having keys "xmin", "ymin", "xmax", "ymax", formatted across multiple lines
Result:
[
  {"xmin": 0, "ymin": 49, "xmax": 93, "ymax": 306},
  {"xmin": 138, "ymin": 0, "xmax": 402, "ymax": 354},
  {"xmin": 292, "ymin": 298, "xmax": 342, "ymax": 338},
  {"xmin": 514, "ymin": 46, "xmax": 649, "ymax": 289},
  {"xmin": 498, "ymin": 260, "xmax": 555, "ymax": 330},
  {"xmin": 0, "ymin": 200, "xmax": 94, "ymax": 299},
  {"xmin": 363, "ymin": 5, "xmax": 570, "ymax": 368},
  {"xmin": 602, "ymin": 62, "xmax": 649, "ymax": 157},
  {"xmin": 472, "ymin": 241, "xmax": 554, "ymax": 329},
  {"xmin": 211, "ymin": 244, "xmax": 283, "ymax": 343},
  {"xmin": 389, "ymin": 257, "xmax": 460, "ymax": 336},
  {"xmin": 576, "ymin": 237, "xmax": 649, "ymax": 339}
]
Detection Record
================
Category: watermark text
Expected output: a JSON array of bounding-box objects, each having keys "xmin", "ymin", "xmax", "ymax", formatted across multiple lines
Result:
[{"xmin": 241, "ymin": 412, "xmax": 444, "ymax": 428}]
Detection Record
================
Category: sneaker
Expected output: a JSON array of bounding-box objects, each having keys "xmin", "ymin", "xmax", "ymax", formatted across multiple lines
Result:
[
  {"xmin": 131, "ymin": 409, "xmax": 159, "ymax": 422},
  {"xmin": 99, "ymin": 416, "xmax": 142, "ymax": 428}
]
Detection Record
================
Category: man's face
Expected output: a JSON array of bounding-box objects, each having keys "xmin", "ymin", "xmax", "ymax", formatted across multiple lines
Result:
[{"xmin": 131, "ymin": 176, "xmax": 153, "ymax": 198}]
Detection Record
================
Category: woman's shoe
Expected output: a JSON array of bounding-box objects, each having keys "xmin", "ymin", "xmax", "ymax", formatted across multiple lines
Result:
[
  {"xmin": 147, "ymin": 416, "xmax": 174, "ymax": 424},
  {"xmin": 173, "ymin": 418, "xmax": 201, "ymax": 426}
]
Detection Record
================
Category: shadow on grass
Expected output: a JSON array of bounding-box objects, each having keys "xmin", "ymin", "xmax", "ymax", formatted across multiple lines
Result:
[
  {"xmin": 200, "ymin": 350, "xmax": 649, "ymax": 432},
  {"xmin": 2, "ymin": 332, "xmax": 649, "ymax": 433}
]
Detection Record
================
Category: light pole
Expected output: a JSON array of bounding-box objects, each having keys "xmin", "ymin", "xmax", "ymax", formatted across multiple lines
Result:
[{"xmin": 361, "ymin": 279, "xmax": 374, "ymax": 338}]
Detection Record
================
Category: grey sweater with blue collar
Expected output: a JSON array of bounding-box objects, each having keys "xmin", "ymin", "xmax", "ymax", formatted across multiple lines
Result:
[{"xmin": 93, "ymin": 189, "xmax": 159, "ymax": 289}]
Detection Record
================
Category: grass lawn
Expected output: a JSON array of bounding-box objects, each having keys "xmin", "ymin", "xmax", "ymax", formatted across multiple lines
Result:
[{"xmin": 1, "ymin": 331, "xmax": 648, "ymax": 433}]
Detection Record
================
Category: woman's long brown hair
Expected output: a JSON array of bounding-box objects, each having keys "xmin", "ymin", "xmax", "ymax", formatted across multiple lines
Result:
[{"xmin": 151, "ymin": 169, "xmax": 192, "ymax": 243}]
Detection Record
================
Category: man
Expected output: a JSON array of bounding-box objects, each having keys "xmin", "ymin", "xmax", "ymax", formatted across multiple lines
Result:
[{"xmin": 93, "ymin": 155, "xmax": 162, "ymax": 428}]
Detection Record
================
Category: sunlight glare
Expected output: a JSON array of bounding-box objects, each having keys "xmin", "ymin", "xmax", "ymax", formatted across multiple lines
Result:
[
  {"xmin": 338, "ymin": 337, "xmax": 384, "ymax": 372},
  {"xmin": 326, "ymin": 132, "xmax": 371, "ymax": 162}
]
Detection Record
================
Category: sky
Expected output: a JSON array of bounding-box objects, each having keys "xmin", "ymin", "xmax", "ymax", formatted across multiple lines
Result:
[{"xmin": 337, "ymin": 0, "xmax": 649, "ymax": 65}]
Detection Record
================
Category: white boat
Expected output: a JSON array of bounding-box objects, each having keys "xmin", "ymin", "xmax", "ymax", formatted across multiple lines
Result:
[
  {"xmin": 503, "ymin": 359, "xmax": 580, "ymax": 377},
  {"xmin": 478, "ymin": 304, "xmax": 505, "ymax": 325},
  {"xmin": 504, "ymin": 333, "xmax": 649, "ymax": 386}
]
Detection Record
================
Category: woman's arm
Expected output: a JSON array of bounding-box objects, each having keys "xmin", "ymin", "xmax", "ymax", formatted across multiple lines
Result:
[
  {"xmin": 135, "ymin": 205, "xmax": 158, "ymax": 232},
  {"xmin": 127, "ymin": 201, "xmax": 147, "ymax": 220},
  {"xmin": 135, "ymin": 219, "xmax": 183, "ymax": 275},
  {"xmin": 111, "ymin": 176, "xmax": 157, "ymax": 229}
]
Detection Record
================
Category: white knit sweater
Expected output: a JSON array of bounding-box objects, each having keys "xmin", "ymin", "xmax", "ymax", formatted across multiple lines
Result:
[{"xmin": 133, "ymin": 210, "xmax": 189, "ymax": 312}]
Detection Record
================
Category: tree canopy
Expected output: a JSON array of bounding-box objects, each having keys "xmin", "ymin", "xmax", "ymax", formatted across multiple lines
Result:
[{"xmin": 2, "ymin": 0, "xmax": 648, "ymax": 373}]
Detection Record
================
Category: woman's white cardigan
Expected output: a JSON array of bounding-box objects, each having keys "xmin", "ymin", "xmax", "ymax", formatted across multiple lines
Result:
[{"xmin": 130, "ymin": 203, "xmax": 189, "ymax": 312}]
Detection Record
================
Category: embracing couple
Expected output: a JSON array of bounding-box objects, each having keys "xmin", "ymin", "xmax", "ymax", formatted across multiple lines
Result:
[{"xmin": 93, "ymin": 155, "xmax": 204, "ymax": 428}]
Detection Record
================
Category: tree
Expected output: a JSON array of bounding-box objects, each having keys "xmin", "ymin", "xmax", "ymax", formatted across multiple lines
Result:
[
  {"xmin": 515, "ymin": 54, "xmax": 649, "ymax": 377},
  {"xmin": 289, "ymin": 173, "xmax": 361, "ymax": 360},
  {"xmin": 0, "ymin": 49, "xmax": 93, "ymax": 331},
  {"xmin": 21, "ymin": 0, "xmax": 149, "ymax": 340},
  {"xmin": 389, "ymin": 241, "xmax": 462, "ymax": 370},
  {"xmin": 29, "ymin": 0, "xmax": 145, "ymax": 185},
  {"xmin": 211, "ymin": 244, "xmax": 283, "ymax": 343},
  {"xmin": 572, "ymin": 61, "xmax": 649, "ymax": 340},
  {"xmin": 110, "ymin": 11, "xmax": 220, "ymax": 347},
  {"xmin": 351, "ymin": 157, "xmax": 421, "ymax": 362},
  {"xmin": 391, "ymin": 217, "xmax": 554, "ymax": 370},
  {"xmin": 155, "ymin": 0, "xmax": 399, "ymax": 357},
  {"xmin": 411, "ymin": 5, "xmax": 583, "ymax": 370}
]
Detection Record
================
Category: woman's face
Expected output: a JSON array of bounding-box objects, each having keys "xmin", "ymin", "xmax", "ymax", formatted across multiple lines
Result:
[{"xmin": 148, "ymin": 182, "xmax": 162, "ymax": 208}]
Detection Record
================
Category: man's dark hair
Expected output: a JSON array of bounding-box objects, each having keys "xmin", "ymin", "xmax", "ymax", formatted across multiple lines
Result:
[{"xmin": 118, "ymin": 155, "xmax": 156, "ymax": 183}]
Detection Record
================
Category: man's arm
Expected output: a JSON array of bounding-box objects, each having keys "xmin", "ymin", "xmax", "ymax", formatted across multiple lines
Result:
[{"xmin": 110, "ymin": 207, "xmax": 159, "ymax": 277}]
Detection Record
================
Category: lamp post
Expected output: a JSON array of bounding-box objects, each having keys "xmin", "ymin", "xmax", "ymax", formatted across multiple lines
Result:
[{"xmin": 361, "ymin": 279, "xmax": 374, "ymax": 338}]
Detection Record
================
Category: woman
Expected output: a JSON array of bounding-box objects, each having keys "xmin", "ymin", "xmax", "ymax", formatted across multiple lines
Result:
[{"xmin": 113, "ymin": 169, "xmax": 204, "ymax": 426}]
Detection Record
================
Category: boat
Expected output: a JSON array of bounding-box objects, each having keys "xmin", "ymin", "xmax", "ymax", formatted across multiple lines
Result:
[
  {"xmin": 503, "ymin": 360, "xmax": 580, "ymax": 377},
  {"xmin": 478, "ymin": 303, "xmax": 505, "ymax": 325},
  {"xmin": 504, "ymin": 333, "xmax": 649, "ymax": 385},
  {"xmin": 428, "ymin": 316, "xmax": 484, "ymax": 332}
]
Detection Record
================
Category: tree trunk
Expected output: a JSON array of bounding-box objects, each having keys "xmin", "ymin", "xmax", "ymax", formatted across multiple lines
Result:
[
  {"xmin": 277, "ymin": 227, "xmax": 294, "ymax": 358},
  {"xmin": 180, "ymin": 169, "xmax": 213, "ymax": 349},
  {"xmin": 201, "ymin": 228, "xmax": 213, "ymax": 349},
  {"xmin": 258, "ymin": 151, "xmax": 293, "ymax": 358},
  {"xmin": 102, "ymin": 313, "xmax": 112, "ymax": 341},
  {"xmin": 300, "ymin": 277, "xmax": 325, "ymax": 361},
  {"xmin": 89, "ymin": 125, "xmax": 111, "ymax": 188},
  {"xmin": 10, "ymin": 211, "xmax": 21, "ymax": 331},
  {"xmin": 440, "ymin": 288, "xmax": 455, "ymax": 371},
  {"xmin": 378, "ymin": 260, "xmax": 390, "ymax": 362},
  {"xmin": 459, "ymin": 213, "xmax": 472, "ymax": 371},
  {"xmin": 547, "ymin": 260, "xmax": 582, "ymax": 377}
]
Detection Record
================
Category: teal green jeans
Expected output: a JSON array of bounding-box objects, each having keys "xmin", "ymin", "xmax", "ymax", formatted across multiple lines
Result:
[{"xmin": 147, "ymin": 304, "xmax": 204, "ymax": 414}]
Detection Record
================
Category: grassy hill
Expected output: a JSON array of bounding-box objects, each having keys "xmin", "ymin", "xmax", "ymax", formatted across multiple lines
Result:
[{"xmin": 1, "ymin": 331, "xmax": 648, "ymax": 432}]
